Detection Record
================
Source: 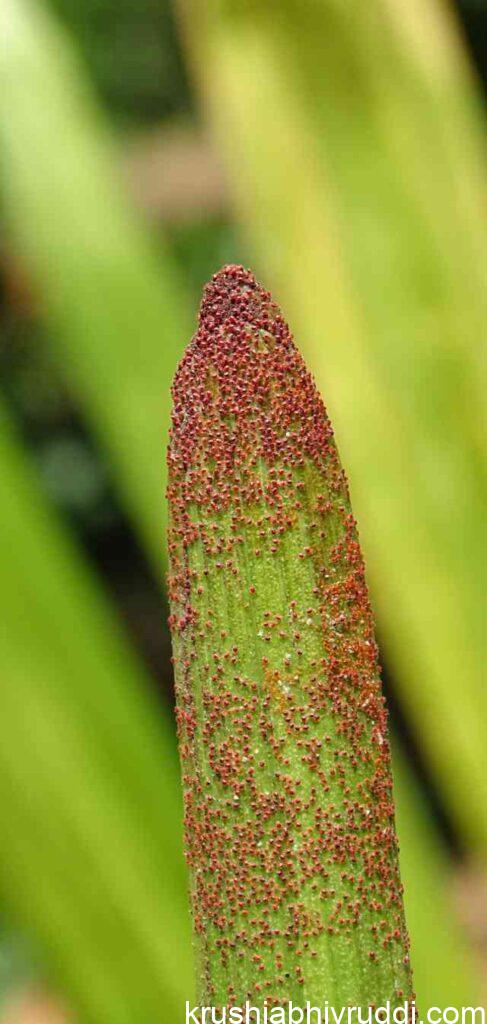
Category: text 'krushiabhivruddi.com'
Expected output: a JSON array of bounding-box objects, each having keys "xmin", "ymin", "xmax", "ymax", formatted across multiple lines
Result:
[{"xmin": 185, "ymin": 1001, "xmax": 485, "ymax": 1024}]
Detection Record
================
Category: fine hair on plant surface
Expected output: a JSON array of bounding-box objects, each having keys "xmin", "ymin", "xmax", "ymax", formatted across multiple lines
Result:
[{"xmin": 167, "ymin": 265, "xmax": 413, "ymax": 1009}]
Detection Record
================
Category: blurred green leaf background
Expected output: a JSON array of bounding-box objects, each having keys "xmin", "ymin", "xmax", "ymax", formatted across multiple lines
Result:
[{"xmin": 0, "ymin": 0, "xmax": 486, "ymax": 1021}]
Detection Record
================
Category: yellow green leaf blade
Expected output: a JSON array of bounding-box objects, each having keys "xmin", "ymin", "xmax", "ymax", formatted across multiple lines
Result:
[
  {"xmin": 0, "ymin": 0, "xmax": 191, "ymax": 568},
  {"xmin": 392, "ymin": 743, "xmax": 480, "ymax": 1009},
  {"xmin": 0, "ymin": 400, "xmax": 194, "ymax": 1023}
]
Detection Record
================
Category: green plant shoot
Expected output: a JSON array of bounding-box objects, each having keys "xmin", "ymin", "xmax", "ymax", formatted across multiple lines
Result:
[{"xmin": 167, "ymin": 266, "xmax": 413, "ymax": 1009}]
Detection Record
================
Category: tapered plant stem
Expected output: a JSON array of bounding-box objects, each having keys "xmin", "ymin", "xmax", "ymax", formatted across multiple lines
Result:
[{"xmin": 168, "ymin": 266, "xmax": 413, "ymax": 1008}]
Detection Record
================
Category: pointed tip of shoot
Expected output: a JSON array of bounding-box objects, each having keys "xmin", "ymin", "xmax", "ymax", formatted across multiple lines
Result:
[{"xmin": 198, "ymin": 263, "xmax": 274, "ymax": 331}]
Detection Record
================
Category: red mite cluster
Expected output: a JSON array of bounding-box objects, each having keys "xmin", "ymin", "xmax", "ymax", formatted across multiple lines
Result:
[{"xmin": 167, "ymin": 266, "xmax": 413, "ymax": 1007}]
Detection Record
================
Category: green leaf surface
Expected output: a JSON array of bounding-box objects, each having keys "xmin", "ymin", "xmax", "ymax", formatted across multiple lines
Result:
[
  {"xmin": 392, "ymin": 742, "xmax": 479, "ymax": 1010},
  {"xmin": 0, "ymin": 0, "xmax": 191, "ymax": 569},
  {"xmin": 0, "ymin": 400, "xmax": 194, "ymax": 1024}
]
